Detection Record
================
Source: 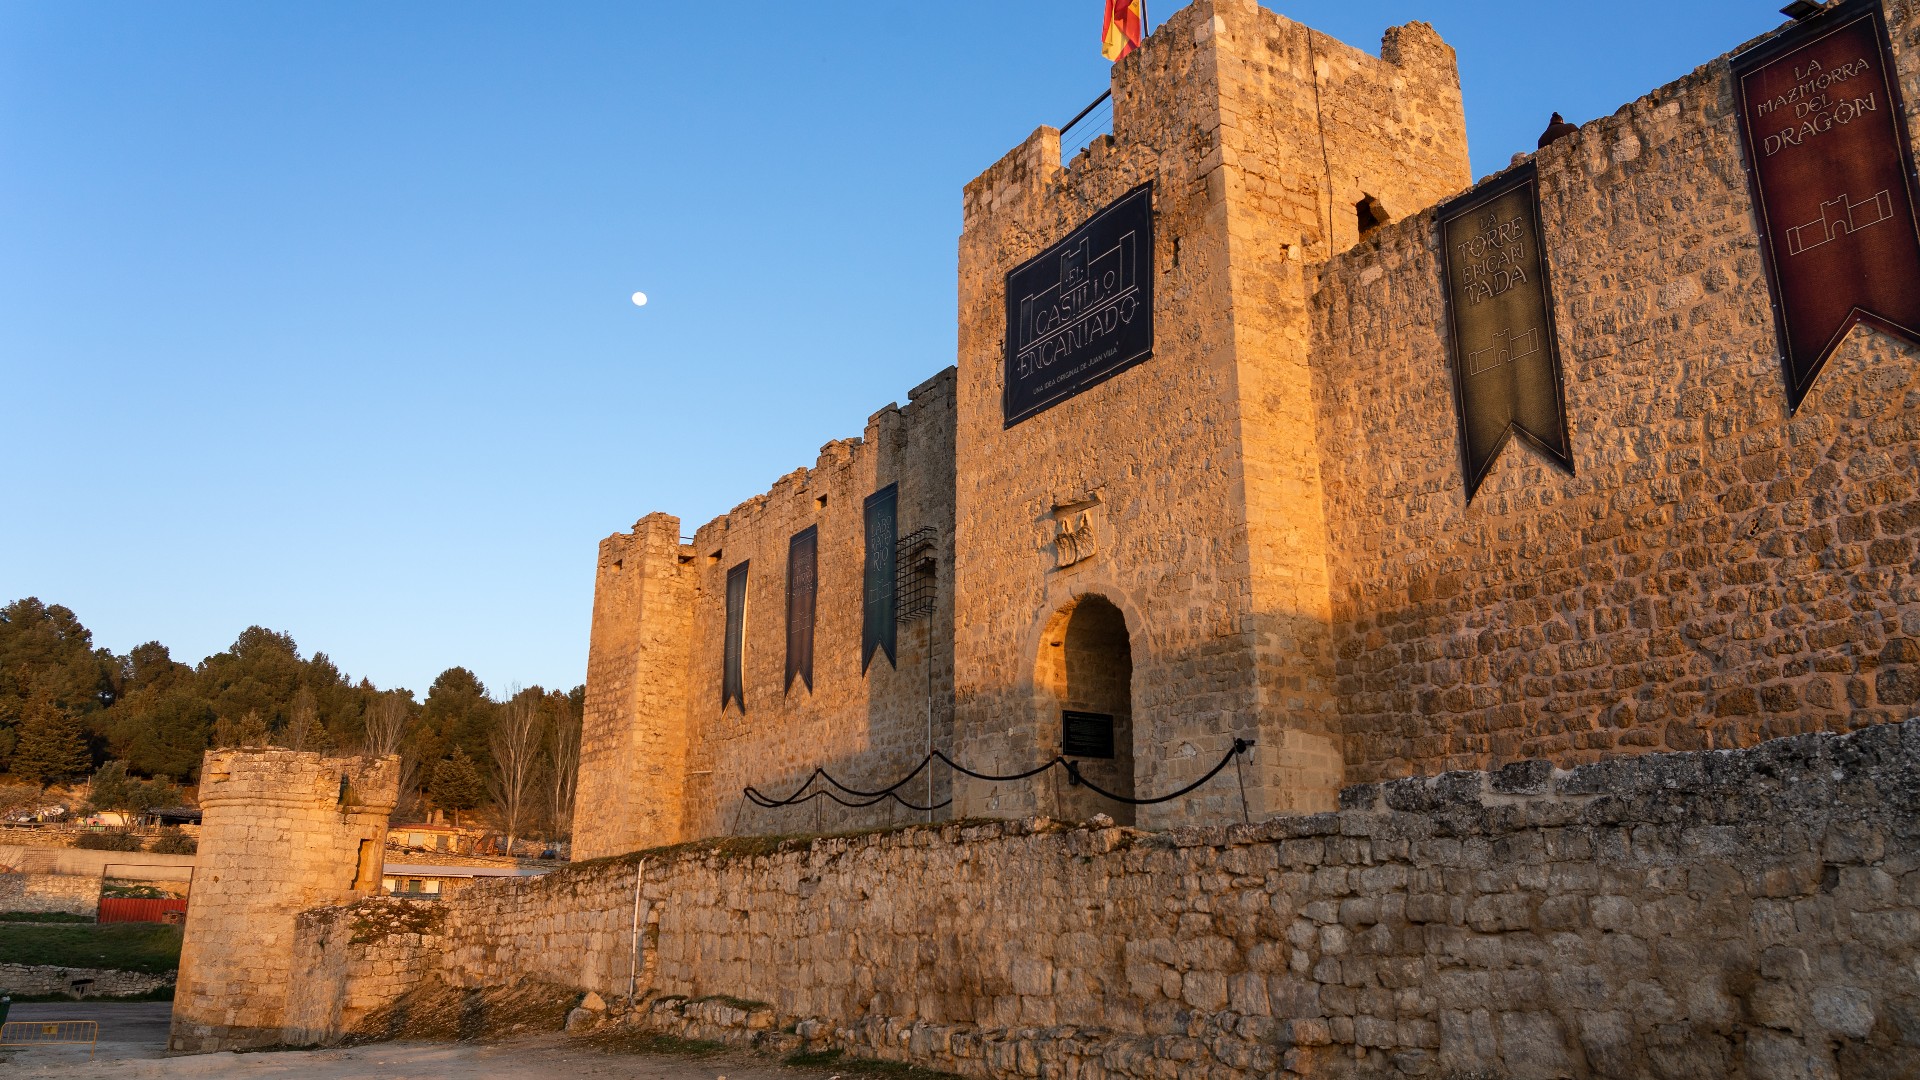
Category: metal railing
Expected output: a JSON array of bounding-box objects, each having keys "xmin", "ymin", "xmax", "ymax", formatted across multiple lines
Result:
[
  {"xmin": 1, "ymin": 1019, "xmax": 99, "ymax": 1058},
  {"xmin": 1060, "ymin": 89, "xmax": 1115, "ymax": 164}
]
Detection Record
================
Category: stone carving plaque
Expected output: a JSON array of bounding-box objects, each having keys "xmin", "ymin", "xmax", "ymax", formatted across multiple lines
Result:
[
  {"xmin": 1732, "ymin": 0, "xmax": 1920, "ymax": 410},
  {"xmin": 785, "ymin": 526, "xmax": 817, "ymax": 693},
  {"xmin": 722, "ymin": 560, "xmax": 749, "ymax": 712},
  {"xmin": 1004, "ymin": 182, "xmax": 1155, "ymax": 427},
  {"xmin": 862, "ymin": 485, "xmax": 897, "ymax": 672},
  {"xmin": 1438, "ymin": 162, "xmax": 1574, "ymax": 500}
]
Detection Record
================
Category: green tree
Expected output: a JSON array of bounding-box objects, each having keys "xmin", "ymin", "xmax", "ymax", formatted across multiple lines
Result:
[
  {"xmin": 87, "ymin": 761, "xmax": 179, "ymax": 815},
  {"xmin": 429, "ymin": 748, "xmax": 486, "ymax": 826},
  {"xmin": 419, "ymin": 668, "xmax": 495, "ymax": 767},
  {"xmin": 212, "ymin": 709, "xmax": 271, "ymax": 748},
  {"xmin": 12, "ymin": 683, "xmax": 91, "ymax": 786}
]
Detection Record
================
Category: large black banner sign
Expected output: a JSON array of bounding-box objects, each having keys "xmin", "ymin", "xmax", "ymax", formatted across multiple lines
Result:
[
  {"xmin": 861, "ymin": 485, "xmax": 897, "ymax": 672},
  {"xmin": 1438, "ymin": 162, "xmax": 1574, "ymax": 500},
  {"xmin": 1004, "ymin": 182, "xmax": 1154, "ymax": 426},
  {"xmin": 1732, "ymin": 0, "xmax": 1920, "ymax": 410},
  {"xmin": 785, "ymin": 527, "xmax": 817, "ymax": 693},
  {"xmin": 722, "ymin": 561, "xmax": 749, "ymax": 712}
]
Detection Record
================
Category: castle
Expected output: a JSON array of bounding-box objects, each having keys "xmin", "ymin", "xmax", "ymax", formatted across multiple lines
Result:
[
  {"xmin": 173, "ymin": 2, "xmax": 1920, "ymax": 1074},
  {"xmin": 570, "ymin": 0, "xmax": 1920, "ymax": 859}
]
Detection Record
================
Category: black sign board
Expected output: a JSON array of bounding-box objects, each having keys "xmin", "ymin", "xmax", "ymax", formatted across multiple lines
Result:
[
  {"xmin": 1437, "ymin": 162, "xmax": 1574, "ymax": 500},
  {"xmin": 1003, "ymin": 182, "xmax": 1155, "ymax": 426},
  {"xmin": 861, "ymin": 485, "xmax": 897, "ymax": 672},
  {"xmin": 1061, "ymin": 711, "xmax": 1116, "ymax": 759},
  {"xmin": 785, "ymin": 527, "xmax": 817, "ymax": 694},
  {"xmin": 1732, "ymin": 0, "xmax": 1920, "ymax": 410},
  {"xmin": 722, "ymin": 561, "xmax": 749, "ymax": 712}
]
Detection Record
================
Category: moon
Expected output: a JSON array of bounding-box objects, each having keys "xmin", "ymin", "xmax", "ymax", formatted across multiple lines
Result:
[{"xmin": 631, "ymin": 292, "xmax": 648, "ymax": 307}]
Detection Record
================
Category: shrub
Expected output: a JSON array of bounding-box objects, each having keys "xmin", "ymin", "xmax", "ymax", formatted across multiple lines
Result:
[
  {"xmin": 150, "ymin": 829, "xmax": 197, "ymax": 855},
  {"xmin": 74, "ymin": 830, "xmax": 142, "ymax": 851}
]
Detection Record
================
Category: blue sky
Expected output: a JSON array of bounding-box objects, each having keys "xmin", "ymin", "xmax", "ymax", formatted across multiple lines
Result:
[{"xmin": 1, "ymin": 1, "xmax": 1784, "ymax": 698}]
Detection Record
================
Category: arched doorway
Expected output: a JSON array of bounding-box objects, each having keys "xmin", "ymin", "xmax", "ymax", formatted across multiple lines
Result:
[{"xmin": 1036, "ymin": 595, "xmax": 1135, "ymax": 825}]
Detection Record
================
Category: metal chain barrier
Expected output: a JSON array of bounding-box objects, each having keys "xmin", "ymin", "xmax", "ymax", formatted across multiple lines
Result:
[{"xmin": 743, "ymin": 739, "xmax": 1255, "ymax": 815}]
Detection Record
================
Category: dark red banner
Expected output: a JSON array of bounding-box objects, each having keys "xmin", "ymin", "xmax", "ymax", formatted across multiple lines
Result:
[{"xmin": 1733, "ymin": 0, "xmax": 1920, "ymax": 410}]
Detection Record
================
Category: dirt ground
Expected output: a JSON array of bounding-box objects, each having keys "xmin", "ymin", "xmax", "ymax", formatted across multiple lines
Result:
[{"xmin": 0, "ymin": 1004, "xmax": 861, "ymax": 1080}]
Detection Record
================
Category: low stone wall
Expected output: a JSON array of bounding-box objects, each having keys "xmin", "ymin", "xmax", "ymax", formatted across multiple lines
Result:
[
  {"xmin": 292, "ymin": 722, "xmax": 1920, "ymax": 1078},
  {"xmin": 0, "ymin": 963, "xmax": 171, "ymax": 997},
  {"xmin": 283, "ymin": 898, "xmax": 445, "ymax": 1045},
  {"xmin": 0, "ymin": 871, "xmax": 98, "ymax": 916}
]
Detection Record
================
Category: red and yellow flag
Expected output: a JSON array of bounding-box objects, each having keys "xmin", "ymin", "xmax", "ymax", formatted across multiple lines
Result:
[{"xmin": 1102, "ymin": 0, "xmax": 1146, "ymax": 61}]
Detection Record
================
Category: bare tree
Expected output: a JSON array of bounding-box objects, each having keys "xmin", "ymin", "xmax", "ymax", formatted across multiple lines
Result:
[
  {"xmin": 363, "ymin": 692, "xmax": 410, "ymax": 756},
  {"xmin": 545, "ymin": 697, "xmax": 582, "ymax": 844},
  {"xmin": 488, "ymin": 688, "xmax": 545, "ymax": 855},
  {"xmin": 283, "ymin": 687, "xmax": 321, "ymax": 751}
]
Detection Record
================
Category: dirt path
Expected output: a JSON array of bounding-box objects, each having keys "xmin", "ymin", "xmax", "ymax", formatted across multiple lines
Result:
[{"xmin": 0, "ymin": 1004, "xmax": 862, "ymax": 1080}]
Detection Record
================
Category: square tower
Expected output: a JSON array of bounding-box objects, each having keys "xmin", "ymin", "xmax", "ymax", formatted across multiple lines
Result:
[{"xmin": 950, "ymin": 0, "xmax": 1469, "ymax": 825}]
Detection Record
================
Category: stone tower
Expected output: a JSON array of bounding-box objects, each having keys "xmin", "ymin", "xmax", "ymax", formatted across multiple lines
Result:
[
  {"xmin": 169, "ymin": 749, "xmax": 399, "ymax": 1053},
  {"xmin": 950, "ymin": 0, "xmax": 1471, "ymax": 825}
]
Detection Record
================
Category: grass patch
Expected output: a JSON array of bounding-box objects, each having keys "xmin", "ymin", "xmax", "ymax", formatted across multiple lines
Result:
[
  {"xmin": 0, "ymin": 921, "xmax": 183, "ymax": 974},
  {"xmin": 6, "ymin": 985, "xmax": 174, "ymax": 1003},
  {"xmin": 0, "ymin": 912, "xmax": 95, "ymax": 924},
  {"xmin": 783, "ymin": 1048, "xmax": 964, "ymax": 1079},
  {"xmin": 584, "ymin": 1029, "xmax": 727, "ymax": 1057}
]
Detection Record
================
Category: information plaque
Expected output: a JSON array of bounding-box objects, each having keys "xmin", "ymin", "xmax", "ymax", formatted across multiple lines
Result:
[
  {"xmin": 1004, "ymin": 183, "xmax": 1155, "ymax": 426},
  {"xmin": 1437, "ymin": 162, "xmax": 1575, "ymax": 501},
  {"xmin": 1732, "ymin": 0, "xmax": 1920, "ymax": 410}
]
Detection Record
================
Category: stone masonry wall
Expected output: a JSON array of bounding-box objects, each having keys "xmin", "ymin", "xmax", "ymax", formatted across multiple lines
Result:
[
  {"xmin": 0, "ymin": 871, "xmax": 98, "ymax": 916},
  {"xmin": 297, "ymin": 721, "xmax": 1919, "ymax": 1078},
  {"xmin": 951, "ymin": 0, "xmax": 1471, "ymax": 829},
  {"xmin": 680, "ymin": 368, "xmax": 958, "ymax": 842},
  {"xmin": 169, "ymin": 750, "xmax": 398, "ymax": 1053},
  {"xmin": 0, "ymin": 963, "xmax": 173, "ymax": 998},
  {"xmin": 1308, "ymin": 2, "xmax": 1920, "ymax": 784},
  {"xmin": 577, "ymin": 368, "xmax": 956, "ymax": 856}
]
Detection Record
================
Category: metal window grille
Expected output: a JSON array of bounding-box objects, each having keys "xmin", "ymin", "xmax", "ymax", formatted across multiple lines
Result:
[{"xmin": 894, "ymin": 527, "xmax": 938, "ymax": 624}]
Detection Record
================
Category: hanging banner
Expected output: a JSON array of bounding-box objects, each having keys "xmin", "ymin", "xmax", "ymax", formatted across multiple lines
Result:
[
  {"xmin": 862, "ymin": 485, "xmax": 898, "ymax": 672},
  {"xmin": 785, "ymin": 526, "xmax": 817, "ymax": 693},
  {"xmin": 1732, "ymin": 0, "xmax": 1920, "ymax": 410},
  {"xmin": 722, "ymin": 561, "xmax": 749, "ymax": 712},
  {"xmin": 1004, "ymin": 182, "xmax": 1155, "ymax": 427},
  {"xmin": 1437, "ymin": 162, "xmax": 1575, "ymax": 500}
]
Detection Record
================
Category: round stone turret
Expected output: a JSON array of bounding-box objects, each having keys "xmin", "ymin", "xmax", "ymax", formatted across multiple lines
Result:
[{"xmin": 169, "ymin": 749, "xmax": 399, "ymax": 1053}]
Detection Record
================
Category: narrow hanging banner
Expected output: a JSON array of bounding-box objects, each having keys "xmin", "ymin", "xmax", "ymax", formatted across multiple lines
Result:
[
  {"xmin": 861, "ymin": 485, "xmax": 898, "ymax": 672},
  {"xmin": 1731, "ymin": 0, "xmax": 1920, "ymax": 410},
  {"xmin": 722, "ymin": 561, "xmax": 749, "ymax": 712},
  {"xmin": 1437, "ymin": 162, "xmax": 1575, "ymax": 500},
  {"xmin": 785, "ymin": 526, "xmax": 817, "ymax": 693}
]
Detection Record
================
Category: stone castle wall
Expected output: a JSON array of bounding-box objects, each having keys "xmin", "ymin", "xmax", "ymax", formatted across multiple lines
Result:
[
  {"xmin": 290, "ymin": 721, "xmax": 1920, "ymax": 1078},
  {"xmin": 0, "ymin": 870, "xmax": 98, "ymax": 916},
  {"xmin": 1308, "ymin": 3, "xmax": 1920, "ymax": 784},
  {"xmin": 950, "ymin": 0, "xmax": 1470, "ymax": 829},
  {"xmin": 574, "ymin": 369, "xmax": 957, "ymax": 858},
  {"xmin": 169, "ymin": 750, "xmax": 398, "ymax": 1053}
]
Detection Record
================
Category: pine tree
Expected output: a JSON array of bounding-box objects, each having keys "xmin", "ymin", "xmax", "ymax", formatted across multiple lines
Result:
[
  {"xmin": 429, "ymin": 748, "xmax": 486, "ymax": 827},
  {"xmin": 12, "ymin": 684, "xmax": 91, "ymax": 786}
]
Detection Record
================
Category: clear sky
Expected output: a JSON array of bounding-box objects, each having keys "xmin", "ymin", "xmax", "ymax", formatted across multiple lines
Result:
[{"xmin": 2, "ymin": 1, "xmax": 1785, "ymax": 698}]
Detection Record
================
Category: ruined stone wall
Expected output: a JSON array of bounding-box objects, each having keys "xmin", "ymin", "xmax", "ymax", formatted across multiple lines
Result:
[
  {"xmin": 0, "ymin": 963, "xmax": 174, "ymax": 998},
  {"xmin": 284, "ymin": 897, "xmax": 444, "ymax": 1045},
  {"xmin": 952, "ymin": 0, "xmax": 1471, "ymax": 828},
  {"xmin": 169, "ymin": 750, "xmax": 398, "ymax": 1053},
  {"xmin": 292, "ymin": 721, "xmax": 1920, "ymax": 1078},
  {"xmin": 0, "ymin": 870, "xmax": 98, "ymax": 916},
  {"xmin": 575, "ymin": 368, "xmax": 957, "ymax": 858},
  {"xmin": 1308, "ymin": 3, "xmax": 1920, "ymax": 784}
]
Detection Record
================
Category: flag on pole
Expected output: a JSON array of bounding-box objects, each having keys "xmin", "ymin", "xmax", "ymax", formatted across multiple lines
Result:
[{"xmin": 1102, "ymin": 0, "xmax": 1146, "ymax": 61}]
